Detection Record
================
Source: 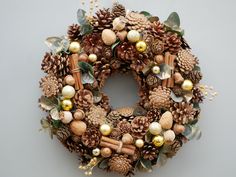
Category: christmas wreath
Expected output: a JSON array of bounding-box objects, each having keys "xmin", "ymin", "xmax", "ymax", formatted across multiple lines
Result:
[{"xmin": 39, "ymin": 2, "xmax": 216, "ymax": 176}]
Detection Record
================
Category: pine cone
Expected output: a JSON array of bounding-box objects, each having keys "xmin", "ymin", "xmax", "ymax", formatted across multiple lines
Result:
[
  {"xmin": 39, "ymin": 74, "xmax": 63, "ymax": 97},
  {"xmin": 130, "ymin": 58, "xmax": 151, "ymax": 73},
  {"xmin": 146, "ymin": 74, "xmax": 162, "ymax": 88},
  {"xmin": 74, "ymin": 89, "xmax": 93, "ymax": 109},
  {"xmin": 67, "ymin": 24, "xmax": 81, "ymax": 41},
  {"xmin": 106, "ymin": 110, "xmax": 121, "ymax": 127},
  {"xmin": 81, "ymin": 127, "xmax": 101, "ymax": 148},
  {"xmin": 151, "ymin": 39, "xmax": 165, "ymax": 55},
  {"xmin": 109, "ymin": 128, "xmax": 122, "ymax": 140},
  {"xmin": 116, "ymin": 107, "xmax": 134, "ymax": 117},
  {"xmin": 125, "ymin": 11, "xmax": 151, "ymax": 32},
  {"xmin": 41, "ymin": 53, "xmax": 70, "ymax": 77},
  {"xmin": 116, "ymin": 42, "xmax": 138, "ymax": 61},
  {"xmin": 56, "ymin": 126, "xmax": 71, "ymax": 143},
  {"xmin": 108, "ymin": 154, "xmax": 132, "ymax": 175},
  {"xmin": 172, "ymin": 86, "xmax": 184, "ymax": 97},
  {"xmin": 66, "ymin": 136, "xmax": 90, "ymax": 156},
  {"xmin": 86, "ymin": 105, "xmax": 107, "ymax": 127},
  {"xmin": 149, "ymin": 86, "xmax": 171, "ymax": 109},
  {"xmin": 192, "ymin": 87, "xmax": 204, "ymax": 103},
  {"xmin": 91, "ymin": 8, "xmax": 114, "ymax": 32},
  {"xmin": 81, "ymin": 33, "xmax": 104, "ymax": 57},
  {"xmin": 170, "ymin": 102, "xmax": 196, "ymax": 124},
  {"xmin": 185, "ymin": 70, "xmax": 203, "ymax": 84},
  {"xmin": 176, "ymin": 49, "xmax": 197, "ymax": 73},
  {"xmin": 98, "ymin": 93, "xmax": 111, "ymax": 112},
  {"xmin": 165, "ymin": 138, "xmax": 183, "ymax": 158},
  {"xmin": 146, "ymin": 108, "xmax": 161, "ymax": 122},
  {"xmin": 151, "ymin": 21, "xmax": 165, "ymax": 40},
  {"xmin": 142, "ymin": 143, "xmax": 159, "ymax": 161},
  {"xmin": 112, "ymin": 2, "xmax": 126, "ymax": 17},
  {"xmin": 131, "ymin": 116, "xmax": 150, "ymax": 139},
  {"xmin": 117, "ymin": 119, "xmax": 131, "ymax": 134},
  {"xmin": 94, "ymin": 62, "xmax": 111, "ymax": 87},
  {"xmin": 164, "ymin": 32, "xmax": 182, "ymax": 55}
]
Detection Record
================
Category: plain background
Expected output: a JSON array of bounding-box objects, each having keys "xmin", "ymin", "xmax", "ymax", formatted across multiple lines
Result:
[{"xmin": 0, "ymin": 0, "xmax": 235, "ymax": 177}]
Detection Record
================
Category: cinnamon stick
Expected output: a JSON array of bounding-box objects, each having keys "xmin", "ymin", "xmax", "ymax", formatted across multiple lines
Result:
[
  {"xmin": 100, "ymin": 141, "xmax": 135, "ymax": 155},
  {"xmin": 69, "ymin": 54, "xmax": 83, "ymax": 90}
]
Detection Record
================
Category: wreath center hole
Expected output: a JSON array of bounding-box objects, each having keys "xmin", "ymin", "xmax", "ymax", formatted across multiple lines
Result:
[{"xmin": 102, "ymin": 73, "xmax": 140, "ymax": 109}]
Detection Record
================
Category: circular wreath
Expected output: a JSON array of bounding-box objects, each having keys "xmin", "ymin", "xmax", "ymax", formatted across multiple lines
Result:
[{"xmin": 39, "ymin": 2, "xmax": 206, "ymax": 176}]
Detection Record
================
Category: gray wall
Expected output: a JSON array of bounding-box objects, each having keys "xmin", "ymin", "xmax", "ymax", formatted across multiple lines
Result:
[{"xmin": 0, "ymin": 0, "xmax": 235, "ymax": 177}]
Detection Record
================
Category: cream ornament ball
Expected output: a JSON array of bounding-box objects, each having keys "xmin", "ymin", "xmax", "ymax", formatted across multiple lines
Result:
[
  {"xmin": 69, "ymin": 41, "xmax": 81, "ymax": 53},
  {"xmin": 62, "ymin": 85, "xmax": 75, "ymax": 99},
  {"xmin": 92, "ymin": 148, "xmax": 101, "ymax": 156},
  {"xmin": 60, "ymin": 111, "xmax": 73, "ymax": 124},
  {"xmin": 149, "ymin": 122, "xmax": 162, "ymax": 135},
  {"xmin": 102, "ymin": 29, "xmax": 117, "ymax": 45},
  {"xmin": 135, "ymin": 139, "xmax": 144, "ymax": 148},
  {"xmin": 99, "ymin": 124, "xmax": 112, "ymax": 136},
  {"xmin": 88, "ymin": 54, "xmax": 97, "ymax": 62},
  {"xmin": 127, "ymin": 30, "xmax": 140, "ymax": 43},
  {"xmin": 152, "ymin": 66, "xmax": 161, "ymax": 74},
  {"xmin": 181, "ymin": 79, "xmax": 193, "ymax": 91}
]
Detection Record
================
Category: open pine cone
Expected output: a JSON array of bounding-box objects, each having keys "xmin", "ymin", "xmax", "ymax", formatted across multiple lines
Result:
[
  {"xmin": 112, "ymin": 2, "xmax": 126, "ymax": 17},
  {"xmin": 142, "ymin": 143, "xmax": 159, "ymax": 161},
  {"xmin": 85, "ymin": 105, "xmax": 107, "ymax": 127},
  {"xmin": 116, "ymin": 42, "xmax": 138, "ymax": 61},
  {"xmin": 149, "ymin": 86, "xmax": 171, "ymax": 109},
  {"xmin": 74, "ymin": 89, "xmax": 93, "ymax": 109},
  {"xmin": 108, "ymin": 155, "xmax": 132, "ymax": 175},
  {"xmin": 131, "ymin": 116, "xmax": 150, "ymax": 139},
  {"xmin": 81, "ymin": 127, "xmax": 101, "ymax": 148},
  {"xmin": 67, "ymin": 24, "xmax": 81, "ymax": 41}
]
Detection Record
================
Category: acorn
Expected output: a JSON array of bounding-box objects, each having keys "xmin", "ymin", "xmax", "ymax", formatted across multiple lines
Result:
[
  {"xmin": 173, "ymin": 124, "xmax": 185, "ymax": 134},
  {"xmin": 163, "ymin": 130, "xmax": 175, "ymax": 143},
  {"xmin": 74, "ymin": 109, "xmax": 85, "ymax": 120},
  {"xmin": 174, "ymin": 72, "xmax": 184, "ymax": 84},
  {"xmin": 122, "ymin": 133, "xmax": 133, "ymax": 145}
]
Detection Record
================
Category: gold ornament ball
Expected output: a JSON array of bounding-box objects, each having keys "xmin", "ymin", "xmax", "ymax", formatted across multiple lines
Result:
[
  {"xmin": 69, "ymin": 41, "xmax": 81, "ymax": 53},
  {"xmin": 149, "ymin": 122, "xmax": 162, "ymax": 135},
  {"xmin": 135, "ymin": 139, "xmax": 144, "ymax": 148},
  {"xmin": 99, "ymin": 124, "xmax": 112, "ymax": 136},
  {"xmin": 92, "ymin": 148, "xmax": 101, "ymax": 156},
  {"xmin": 61, "ymin": 99, "xmax": 73, "ymax": 111},
  {"xmin": 88, "ymin": 54, "xmax": 97, "ymax": 62},
  {"xmin": 65, "ymin": 75, "xmax": 75, "ymax": 86},
  {"xmin": 62, "ymin": 85, "xmax": 76, "ymax": 99},
  {"xmin": 136, "ymin": 41, "xmax": 147, "ymax": 52},
  {"xmin": 181, "ymin": 79, "xmax": 193, "ymax": 91},
  {"xmin": 127, "ymin": 30, "xmax": 140, "ymax": 43},
  {"xmin": 101, "ymin": 147, "xmax": 112, "ymax": 158},
  {"xmin": 152, "ymin": 135, "xmax": 165, "ymax": 147},
  {"xmin": 152, "ymin": 66, "xmax": 160, "ymax": 74}
]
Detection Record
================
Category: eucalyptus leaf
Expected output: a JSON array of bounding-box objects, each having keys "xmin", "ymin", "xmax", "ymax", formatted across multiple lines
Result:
[
  {"xmin": 50, "ymin": 107, "xmax": 60, "ymax": 120},
  {"xmin": 111, "ymin": 40, "xmax": 121, "ymax": 57},
  {"xmin": 140, "ymin": 11, "xmax": 152, "ymax": 17},
  {"xmin": 40, "ymin": 118, "xmax": 50, "ymax": 129},
  {"xmin": 139, "ymin": 158, "xmax": 152, "ymax": 172},
  {"xmin": 78, "ymin": 61, "xmax": 94, "ymax": 74},
  {"xmin": 39, "ymin": 96, "xmax": 58, "ymax": 111},
  {"xmin": 184, "ymin": 91, "xmax": 193, "ymax": 102},
  {"xmin": 142, "ymin": 63, "xmax": 153, "ymax": 75},
  {"xmin": 98, "ymin": 158, "xmax": 109, "ymax": 169},
  {"xmin": 156, "ymin": 64, "xmax": 172, "ymax": 80},
  {"xmin": 80, "ymin": 23, "xmax": 93, "ymax": 35},
  {"xmin": 170, "ymin": 91, "xmax": 183, "ymax": 103},
  {"xmin": 155, "ymin": 153, "xmax": 168, "ymax": 168},
  {"xmin": 145, "ymin": 131, "xmax": 153, "ymax": 143},
  {"xmin": 182, "ymin": 124, "xmax": 202, "ymax": 140},
  {"xmin": 164, "ymin": 12, "xmax": 180, "ymax": 28},
  {"xmin": 45, "ymin": 36, "xmax": 69, "ymax": 54},
  {"xmin": 52, "ymin": 119, "xmax": 62, "ymax": 129},
  {"xmin": 81, "ymin": 72, "xmax": 95, "ymax": 84},
  {"xmin": 77, "ymin": 9, "xmax": 87, "ymax": 25}
]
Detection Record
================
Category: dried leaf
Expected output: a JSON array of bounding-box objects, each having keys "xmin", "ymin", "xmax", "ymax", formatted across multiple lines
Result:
[
  {"xmin": 137, "ymin": 158, "xmax": 152, "ymax": 172},
  {"xmin": 156, "ymin": 64, "xmax": 172, "ymax": 80},
  {"xmin": 40, "ymin": 118, "xmax": 50, "ymax": 129},
  {"xmin": 52, "ymin": 119, "xmax": 62, "ymax": 129},
  {"xmin": 78, "ymin": 61, "xmax": 94, "ymax": 74},
  {"xmin": 81, "ymin": 72, "xmax": 94, "ymax": 84},
  {"xmin": 145, "ymin": 131, "xmax": 152, "ymax": 143},
  {"xmin": 184, "ymin": 91, "xmax": 193, "ymax": 102},
  {"xmin": 111, "ymin": 40, "xmax": 120, "ymax": 57},
  {"xmin": 98, "ymin": 158, "xmax": 109, "ymax": 169},
  {"xmin": 38, "ymin": 96, "xmax": 58, "ymax": 111},
  {"xmin": 50, "ymin": 107, "xmax": 60, "ymax": 120}
]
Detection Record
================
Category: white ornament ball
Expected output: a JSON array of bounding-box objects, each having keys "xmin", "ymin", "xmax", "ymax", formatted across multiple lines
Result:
[
  {"xmin": 149, "ymin": 122, "xmax": 162, "ymax": 135},
  {"xmin": 163, "ymin": 130, "xmax": 176, "ymax": 143},
  {"xmin": 60, "ymin": 111, "xmax": 73, "ymax": 124},
  {"xmin": 127, "ymin": 30, "xmax": 140, "ymax": 43},
  {"xmin": 135, "ymin": 139, "xmax": 144, "ymax": 148},
  {"xmin": 62, "ymin": 85, "xmax": 75, "ymax": 99},
  {"xmin": 152, "ymin": 66, "xmax": 161, "ymax": 74},
  {"xmin": 92, "ymin": 148, "xmax": 101, "ymax": 156},
  {"xmin": 102, "ymin": 29, "xmax": 117, "ymax": 45}
]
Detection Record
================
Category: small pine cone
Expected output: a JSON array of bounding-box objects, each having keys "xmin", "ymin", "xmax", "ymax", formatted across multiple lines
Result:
[
  {"xmin": 81, "ymin": 127, "xmax": 101, "ymax": 148},
  {"xmin": 91, "ymin": 8, "xmax": 114, "ymax": 32},
  {"xmin": 108, "ymin": 154, "xmax": 132, "ymax": 175},
  {"xmin": 165, "ymin": 138, "xmax": 183, "ymax": 158},
  {"xmin": 164, "ymin": 32, "xmax": 182, "ymax": 55},
  {"xmin": 130, "ymin": 58, "xmax": 150, "ymax": 73},
  {"xmin": 151, "ymin": 21, "xmax": 165, "ymax": 39},
  {"xmin": 81, "ymin": 33, "xmax": 104, "ymax": 57},
  {"xmin": 39, "ymin": 74, "xmax": 63, "ymax": 97},
  {"xmin": 125, "ymin": 11, "xmax": 151, "ymax": 32},
  {"xmin": 86, "ymin": 105, "xmax": 107, "ymax": 127},
  {"xmin": 170, "ymin": 102, "xmax": 196, "ymax": 124},
  {"xmin": 185, "ymin": 70, "xmax": 203, "ymax": 84},
  {"xmin": 106, "ymin": 110, "xmax": 121, "ymax": 127},
  {"xmin": 112, "ymin": 2, "xmax": 126, "ymax": 17},
  {"xmin": 67, "ymin": 24, "xmax": 81, "ymax": 41},
  {"xmin": 192, "ymin": 87, "xmax": 204, "ymax": 103},
  {"xmin": 131, "ymin": 116, "xmax": 150, "ymax": 139},
  {"xmin": 56, "ymin": 126, "xmax": 71, "ymax": 143},
  {"xmin": 109, "ymin": 128, "xmax": 122, "ymax": 140},
  {"xmin": 117, "ymin": 119, "xmax": 131, "ymax": 134},
  {"xmin": 94, "ymin": 62, "xmax": 111, "ymax": 87},
  {"xmin": 98, "ymin": 93, "xmax": 111, "ymax": 112},
  {"xmin": 146, "ymin": 74, "xmax": 162, "ymax": 88},
  {"xmin": 116, "ymin": 107, "xmax": 134, "ymax": 117},
  {"xmin": 41, "ymin": 53, "xmax": 70, "ymax": 77},
  {"xmin": 172, "ymin": 86, "xmax": 184, "ymax": 97},
  {"xmin": 116, "ymin": 42, "xmax": 138, "ymax": 61},
  {"xmin": 149, "ymin": 86, "xmax": 171, "ymax": 109},
  {"xmin": 146, "ymin": 109, "xmax": 161, "ymax": 122},
  {"xmin": 142, "ymin": 143, "xmax": 159, "ymax": 161},
  {"xmin": 151, "ymin": 39, "xmax": 165, "ymax": 55},
  {"xmin": 74, "ymin": 89, "xmax": 93, "ymax": 109},
  {"xmin": 65, "ymin": 136, "xmax": 90, "ymax": 155},
  {"xmin": 176, "ymin": 49, "xmax": 198, "ymax": 73}
]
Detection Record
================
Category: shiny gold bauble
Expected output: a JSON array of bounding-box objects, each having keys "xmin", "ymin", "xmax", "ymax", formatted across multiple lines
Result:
[
  {"xmin": 99, "ymin": 124, "xmax": 112, "ymax": 136},
  {"xmin": 135, "ymin": 41, "xmax": 147, "ymax": 52},
  {"xmin": 135, "ymin": 139, "xmax": 144, "ymax": 148},
  {"xmin": 64, "ymin": 75, "xmax": 75, "ymax": 86},
  {"xmin": 69, "ymin": 41, "xmax": 81, "ymax": 53},
  {"xmin": 101, "ymin": 147, "xmax": 112, "ymax": 158},
  {"xmin": 181, "ymin": 79, "xmax": 193, "ymax": 91},
  {"xmin": 92, "ymin": 148, "xmax": 101, "ymax": 156},
  {"xmin": 152, "ymin": 135, "xmax": 165, "ymax": 147},
  {"xmin": 70, "ymin": 120, "xmax": 87, "ymax": 136},
  {"xmin": 127, "ymin": 30, "xmax": 140, "ymax": 43},
  {"xmin": 61, "ymin": 99, "xmax": 73, "ymax": 111},
  {"xmin": 88, "ymin": 54, "xmax": 97, "ymax": 62},
  {"xmin": 152, "ymin": 66, "xmax": 161, "ymax": 74}
]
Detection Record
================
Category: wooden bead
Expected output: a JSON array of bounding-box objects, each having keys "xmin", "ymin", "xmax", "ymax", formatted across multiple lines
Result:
[{"xmin": 64, "ymin": 75, "xmax": 75, "ymax": 86}]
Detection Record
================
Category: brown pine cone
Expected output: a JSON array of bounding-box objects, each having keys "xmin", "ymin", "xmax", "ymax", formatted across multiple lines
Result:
[
  {"xmin": 56, "ymin": 126, "xmax": 71, "ymax": 143},
  {"xmin": 142, "ymin": 143, "xmax": 159, "ymax": 161},
  {"xmin": 185, "ymin": 70, "xmax": 203, "ymax": 84},
  {"xmin": 109, "ymin": 128, "xmax": 122, "ymax": 140},
  {"xmin": 151, "ymin": 21, "xmax": 165, "ymax": 39},
  {"xmin": 151, "ymin": 39, "xmax": 165, "ymax": 55},
  {"xmin": 117, "ymin": 119, "xmax": 131, "ymax": 134},
  {"xmin": 81, "ymin": 33, "xmax": 104, "ymax": 57},
  {"xmin": 116, "ymin": 107, "xmax": 134, "ymax": 117},
  {"xmin": 67, "ymin": 24, "xmax": 81, "ymax": 41},
  {"xmin": 81, "ymin": 127, "xmax": 101, "ymax": 148},
  {"xmin": 149, "ymin": 86, "xmax": 171, "ymax": 109},
  {"xmin": 91, "ymin": 8, "xmax": 114, "ymax": 32},
  {"xmin": 112, "ymin": 2, "xmax": 126, "ymax": 17},
  {"xmin": 86, "ymin": 105, "xmax": 107, "ymax": 127},
  {"xmin": 165, "ymin": 138, "xmax": 183, "ymax": 158},
  {"xmin": 94, "ymin": 62, "xmax": 111, "ymax": 87},
  {"xmin": 164, "ymin": 32, "xmax": 182, "ymax": 55},
  {"xmin": 170, "ymin": 102, "xmax": 196, "ymax": 124},
  {"xmin": 108, "ymin": 154, "xmax": 132, "ymax": 175},
  {"xmin": 74, "ymin": 89, "xmax": 93, "ymax": 109},
  {"xmin": 130, "ymin": 58, "xmax": 150, "ymax": 73},
  {"xmin": 41, "ymin": 53, "xmax": 70, "ymax": 77},
  {"xmin": 192, "ymin": 87, "xmax": 204, "ymax": 103},
  {"xmin": 172, "ymin": 86, "xmax": 184, "ymax": 97},
  {"xmin": 98, "ymin": 93, "xmax": 111, "ymax": 112},
  {"xmin": 131, "ymin": 116, "xmax": 150, "ymax": 139},
  {"xmin": 106, "ymin": 110, "xmax": 121, "ymax": 127},
  {"xmin": 116, "ymin": 42, "xmax": 138, "ymax": 61},
  {"xmin": 125, "ymin": 11, "xmax": 151, "ymax": 32},
  {"xmin": 146, "ymin": 108, "xmax": 161, "ymax": 122},
  {"xmin": 40, "ymin": 74, "xmax": 63, "ymax": 97},
  {"xmin": 146, "ymin": 74, "xmax": 162, "ymax": 88},
  {"xmin": 176, "ymin": 49, "xmax": 197, "ymax": 73},
  {"xmin": 65, "ymin": 136, "xmax": 90, "ymax": 156}
]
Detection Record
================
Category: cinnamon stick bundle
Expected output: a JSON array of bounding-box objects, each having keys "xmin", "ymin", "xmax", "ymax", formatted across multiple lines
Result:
[
  {"xmin": 69, "ymin": 54, "xmax": 83, "ymax": 90},
  {"xmin": 162, "ymin": 52, "xmax": 176, "ymax": 88}
]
